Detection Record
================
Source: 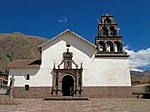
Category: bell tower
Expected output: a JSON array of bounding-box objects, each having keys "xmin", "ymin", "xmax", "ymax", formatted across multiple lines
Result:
[{"xmin": 95, "ymin": 14, "xmax": 127, "ymax": 56}]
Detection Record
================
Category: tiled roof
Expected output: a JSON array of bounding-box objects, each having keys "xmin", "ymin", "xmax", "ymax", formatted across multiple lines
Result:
[
  {"xmin": 7, "ymin": 60, "xmax": 40, "ymax": 69},
  {"xmin": 38, "ymin": 29, "xmax": 96, "ymax": 49}
]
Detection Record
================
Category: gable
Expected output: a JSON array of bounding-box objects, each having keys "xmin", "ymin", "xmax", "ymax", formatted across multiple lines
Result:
[
  {"xmin": 39, "ymin": 29, "xmax": 96, "ymax": 56},
  {"xmin": 39, "ymin": 29, "xmax": 97, "ymax": 69}
]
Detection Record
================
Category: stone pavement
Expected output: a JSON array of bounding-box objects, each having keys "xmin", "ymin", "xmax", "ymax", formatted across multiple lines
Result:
[{"xmin": 0, "ymin": 98, "xmax": 150, "ymax": 112}]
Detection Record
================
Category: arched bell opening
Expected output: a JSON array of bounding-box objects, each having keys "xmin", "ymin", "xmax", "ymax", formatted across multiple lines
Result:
[
  {"xmin": 114, "ymin": 41, "xmax": 122, "ymax": 52},
  {"xmin": 109, "ymin": 26, "xmax": 116, "ymax": 36},
  {"xmin": 106, "ymin": 41, "xmax": 113, "ymax": 52},
  {"xmin": 98, "ymin": 41, "xmax": 106, "ymax": 52},
  {"xmin": 62, "ymin": 75, "xmax": 74, "ymax": 96},
  {"xmin": 104, "ymin": 17, "xmax": 111, "ymax": 24},
  {"xmin": 102, "ymin": 27, "xmax": 108, "ymax": 36}
]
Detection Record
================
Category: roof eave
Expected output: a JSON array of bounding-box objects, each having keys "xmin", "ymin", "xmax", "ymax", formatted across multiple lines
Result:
[{"xmin": 38, "ymin": 29, "xmax": 96, "ymax": 49}]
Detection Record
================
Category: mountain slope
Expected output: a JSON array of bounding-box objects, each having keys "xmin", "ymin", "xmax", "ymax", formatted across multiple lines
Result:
[
  {"xmin": 0, "ymin": 32, "xmax": 48, "ymax": 70},
  {"xmin": 130, "ymin": 70, "xmax": 150, "ymax": 84}
]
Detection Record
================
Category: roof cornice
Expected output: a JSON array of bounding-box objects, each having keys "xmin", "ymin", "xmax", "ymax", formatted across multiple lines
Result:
[{"xmin": 38, "ymin": 29, "xmax": 96, "ymax": 49}]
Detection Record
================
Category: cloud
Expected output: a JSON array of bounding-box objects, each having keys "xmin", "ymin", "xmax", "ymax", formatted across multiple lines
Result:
[
  {"xmin": 118, "ymin": 28, "xmax": 120, "ymax": 31},
  {"xmin": 58, "ymin": 16, "xmax": 68, "ymax": 23},
  {"xmin": 124, "ymin": 46, "xmax": 150, "ymax": 70},
  {"xmin": 130, "ymin": 68, "xmax": 143, "ymax": 72}
]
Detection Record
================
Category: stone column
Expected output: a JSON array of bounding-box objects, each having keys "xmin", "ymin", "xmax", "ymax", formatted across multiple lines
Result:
[
  {"xmin": 79, "ymin": 72, "xmax": 82, "ymax": 95},
  {"xmin": 108, "ymin": 29, "xmax": 110, "ymax": 36},
  {"xmin": 52, "ymin": 72, "xmax": 56, "ymax": 96},
  {"xmin": 100, "ymin": 30, "xmax": 102, "ymax": 36},
  {"xmin": 55, "ymin": 73, "xmax": 58, "ymax": 95},
  {"xmin": 105, "ymin": 42, "xmax": 108, "ymax": 52},
  {"xmin": 120, "ymin": 44, "xmax": 123, "ymax": 52},
  {"xmin": 76, "ymin": 74, "xmax": 81, "ymax": 96},
  {"xmin": 113, "ymin": 43, "xmax": 115, "ymax": 52},
  {"xmin": 57, "ymin": 74, "xmax": 62, "ymax": 96},
  {"xmin": 75, "ymin": 71, "xmax": 79, "ymax": 96}
]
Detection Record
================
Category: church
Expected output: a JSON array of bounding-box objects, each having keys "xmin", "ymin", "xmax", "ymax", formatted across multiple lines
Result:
[{"xmin": 7, "ymin": 14, "xmax": 132, "ymax": 98}]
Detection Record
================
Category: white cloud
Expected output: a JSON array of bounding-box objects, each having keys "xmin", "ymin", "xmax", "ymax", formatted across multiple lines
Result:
[
  {"xmin": 58, "ymin": 16, "xmax": 68, "ymax": 23},
  {"xmin": 124, "ymin": 46, "xmax": 150, "ymax": 70},
  {"xmin": 130, "ymin": 68, "xmax": 143, "ymax": 72}
]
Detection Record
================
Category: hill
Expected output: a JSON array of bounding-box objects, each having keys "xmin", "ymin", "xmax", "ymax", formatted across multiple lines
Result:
[
  {"xmin": 130, "ymin": 70, "xmax": 150, "ymax": 84},
  {"xmin": 0, "ymin": 32, "xmax": 48, "ymax": 70}
]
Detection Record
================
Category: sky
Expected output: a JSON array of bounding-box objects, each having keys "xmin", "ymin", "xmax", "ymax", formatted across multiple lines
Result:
[{"xmin": 0, "ymin": 0, "xmax": 150, "ymax": 71}]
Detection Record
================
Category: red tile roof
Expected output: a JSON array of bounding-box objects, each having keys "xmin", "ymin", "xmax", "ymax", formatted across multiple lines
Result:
[{"xmin": 7, "ymin": 60, "xmax": 40, "ymax": 69}]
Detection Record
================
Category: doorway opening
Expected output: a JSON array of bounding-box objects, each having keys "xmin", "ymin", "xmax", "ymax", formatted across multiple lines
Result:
[{"xmin": 62, "ymin": 75, "xmax": 74, "ymax": 96}]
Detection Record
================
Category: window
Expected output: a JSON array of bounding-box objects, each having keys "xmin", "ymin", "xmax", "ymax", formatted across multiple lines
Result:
[
  {"xmin": 26, "ymin": 74, "xmax": 30, "ymax": 80},
  {"xmin": 25, "ymin": 85, "xmax": 29, "ymax": 91}
]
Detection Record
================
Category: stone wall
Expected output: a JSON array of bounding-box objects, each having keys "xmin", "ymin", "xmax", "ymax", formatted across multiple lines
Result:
[
  {"xmin": 83, "ymin": 86, "xmax": 132, "ymax": 98},
  {"xmin": 12, "ymin": 87, "xmax": 52, "ymax": 98},
  {"xmin": 12, "ymin": 86, "xmax": 132, "ymax": 98}
]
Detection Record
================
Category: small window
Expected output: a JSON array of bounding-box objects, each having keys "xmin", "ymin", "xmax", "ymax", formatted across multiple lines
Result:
[
  {"xmin": 25, "ymin": 85, "xmax": 29, "ymax": 91},
  {"xmin": 26, "ymin": 74, "xmax": 30, "ymax": 80},
  {"xmin": 66, "ymin": 43, "xmax": 71, "ymax": 47}
]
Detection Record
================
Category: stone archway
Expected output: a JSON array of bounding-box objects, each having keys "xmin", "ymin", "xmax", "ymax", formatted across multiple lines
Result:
[
  {"xmin": 51, "ymin": 49, "xmax": 83, "ymax": 96},
  {"xmin": 62, "ymin": 75, "xmax": 74, "ymax": 96}
]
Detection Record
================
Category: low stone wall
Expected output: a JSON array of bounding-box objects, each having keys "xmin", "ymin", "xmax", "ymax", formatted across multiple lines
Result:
[
  {"xmin": 132, "ymin": 84, "xmax": 150, "ymax": 94},
  {"xmin": 82, "ymin": 86, "xmax": 132, "ymax": 98},
  {"xmin": 12, "ymin": 87, "xmax": 52, "ymax": 98},
  {"xmin": 12, "ymin": 86, "xmax": 132, "ymax": 98}
]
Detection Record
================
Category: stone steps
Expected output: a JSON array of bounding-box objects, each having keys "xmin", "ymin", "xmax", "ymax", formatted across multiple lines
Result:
[{"xmin": 44, "ymin": 96, "xmax": 89, "ymax": 101}]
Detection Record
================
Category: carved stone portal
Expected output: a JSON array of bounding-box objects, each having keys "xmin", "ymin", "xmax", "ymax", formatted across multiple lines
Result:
[{"xmin": 51, "ymin": 49, "xmax": 83, "ymax": 96}]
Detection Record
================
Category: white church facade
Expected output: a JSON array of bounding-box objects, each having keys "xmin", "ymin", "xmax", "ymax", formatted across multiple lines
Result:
[{"xmin": 7, "ymin": 14, "xmax": 132, "ymax": 98}]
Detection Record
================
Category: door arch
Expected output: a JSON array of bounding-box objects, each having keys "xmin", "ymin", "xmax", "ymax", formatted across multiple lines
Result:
[{"xmin": 62, "ymin": 75, "xmax": 74, "ymax": 96}]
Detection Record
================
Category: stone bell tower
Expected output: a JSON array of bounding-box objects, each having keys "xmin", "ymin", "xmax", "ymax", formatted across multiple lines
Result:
[{"xmin": 95, "ymin": 14, "xmax": 127, "ymax": 56}]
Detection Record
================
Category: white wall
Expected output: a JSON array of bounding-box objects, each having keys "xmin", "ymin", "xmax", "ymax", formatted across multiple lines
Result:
[
  {"xmin": 86, "ymin": 57, "xmax": 131, "ymax": 86},
  {"xmin": 8, "ymin": 68, "xmax": 52, "ymax": 87},
  {"xmin": 9, "ymin": 32, "xmax": 131, "ymax": 87}
]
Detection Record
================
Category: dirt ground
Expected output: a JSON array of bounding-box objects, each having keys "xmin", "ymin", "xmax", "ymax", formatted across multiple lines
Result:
[{"xmin": 0, "ymin": 98, "xmax": 150, "ymax": 112}]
